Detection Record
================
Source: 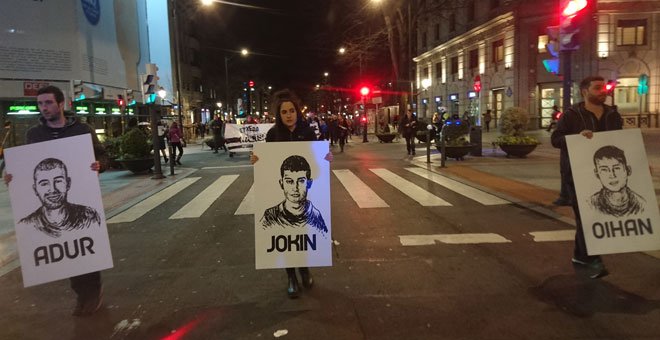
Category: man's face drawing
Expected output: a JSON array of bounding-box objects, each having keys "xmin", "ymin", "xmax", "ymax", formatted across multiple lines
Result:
[
  {"xmin": 594, "ymin": 157, "xmax": 630, "ymax": 192},
  {"xmin": 280, "ymin": 170, "xmax": 311, "ymax": 205},
  {"xmin": 33, "ymin": 166, "xmax": 70, "ymax": 209}
]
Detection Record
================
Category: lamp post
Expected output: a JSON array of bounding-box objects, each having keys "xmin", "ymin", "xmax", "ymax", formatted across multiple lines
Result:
[
  {"xmin": 169, "ymin": 0, "xmax": 184, "ymax": 140},
  {"xmin": 224, "ymin": 48, "xmax": 249, "ymax": 118}
]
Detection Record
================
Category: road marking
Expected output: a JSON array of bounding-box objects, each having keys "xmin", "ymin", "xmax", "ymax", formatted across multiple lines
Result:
[
  {"xmin": 399, "ymin": 233, "xmax": 512, "ymax": 246},
  {"xmin": 405, "ymin": 167, "xmax": 509, "ymax": 205},
  {"xmin": 201, "ymin": 165, "xmax": 253, "ymax": 170},
  {"xmin": 108, "ymin": 177, "xmax": 200, "ymax": 223},
  {"xmin": 235, "ymin": 184, "xmax": 255, "ymax": 215},
  {"xmin": 529, "ymin": 230, "xmax": 575, "ymax": 242},
  {"xmin": 170, "ymin": 175, "xmax": 239, "ymax": 219},
  {"xmin": 370, "ymin": 168, "xmax": 452, "ymax": 206},
  {"xmin": 333, "ymin": 169, "xmax": 389, "ymax": 208}
]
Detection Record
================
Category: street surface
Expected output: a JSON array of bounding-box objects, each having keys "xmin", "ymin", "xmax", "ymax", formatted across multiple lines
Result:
[{"xmin": 1, "ymin": 131, "xmax": 659, "ymax": 339}]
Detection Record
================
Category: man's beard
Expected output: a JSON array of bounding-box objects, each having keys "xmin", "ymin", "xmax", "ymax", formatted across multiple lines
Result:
[
  {"xmin": 588, "ymin": 94, "xmax": 606, "ymax": 105},
  {"xmin": 41, "ymin": 192, "xmax": 66, "ymax": 209}
]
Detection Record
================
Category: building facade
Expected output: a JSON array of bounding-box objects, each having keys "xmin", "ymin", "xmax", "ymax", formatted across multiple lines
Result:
[{"xmin": 413, "ymin": 0, "xmax": 660, "ymax": 129}]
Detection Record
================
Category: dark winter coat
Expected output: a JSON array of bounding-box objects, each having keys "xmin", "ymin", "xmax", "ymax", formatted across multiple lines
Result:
[
  {"xmin": 550, "ymin": 102, "xmax": 622, "ymax": 185},
  {"xmin": 26, "ymin": 115, "xmax": 105, "ymax": 162}
]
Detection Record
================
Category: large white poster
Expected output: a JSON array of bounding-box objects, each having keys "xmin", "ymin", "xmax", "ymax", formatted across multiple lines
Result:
[
  {"xmin": 567, "ymin": 129, "xmax": 660, "ymax": 255},
  {"xmin": 253, "ymin": 141, "xmax": 332, "ymax": 269},
  {"xmin": 4, "ymin": 134, "xmax": 113, "ymax": 287},
  {"xmin": 225, "ymin": 124, "xmax": 273, "ymax": 153}
]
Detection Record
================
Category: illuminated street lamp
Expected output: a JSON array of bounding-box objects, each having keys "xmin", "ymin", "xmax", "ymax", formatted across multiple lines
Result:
[
  {"xmin": 324, "ymin": 72, "xmax": 329, "ymax": 77},
  {"xmin": 421, "ymin": 78, "xmax": 432, "ymax": 90},
  {"xmin": 241, "ymin": 48, "xmax": 249, "ymax": 56},
  {"xmin": 224, "ymin": 48, "xmax": 249, "ymax": 117},
  {"xmin": 338, "ymin": 47, "xmax": 346, "ymax": 54},
  {"xmin": 200, "ymin": 0, "xmax": 213, "ymax": 5}
]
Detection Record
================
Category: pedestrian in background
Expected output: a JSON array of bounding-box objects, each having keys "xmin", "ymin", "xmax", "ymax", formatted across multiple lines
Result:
[
  {"xmin": 250, "ymin": 88, "xmax": 333, "ymax": 298},
  {"xmin": 399, "ymin": 109, "xmax": 417, "ymax": 156},
  {"xmin": 337, "ymin": 114, "xmax": 349, "ymax": 152},
  {"xmin": 3, "ymin": 85, "xmax": 105, "ymax": 316},
  {"xmin": 551, "ymin": 75, "xmax": 622, "ymax": 279},
  {"xmin": 157, "ymin": 121, "xmax": 169, "ymax": 163},
  {"xmin": 210, "ymin": 114, "xmax": 226, "ymax": 153},
  {"xmin": 483, "ymin": 110, "xmax": 492, "ymax": 132},
  {"xmin": 168, "ymin": 122, "xmax": 184, "ymax": 165}
]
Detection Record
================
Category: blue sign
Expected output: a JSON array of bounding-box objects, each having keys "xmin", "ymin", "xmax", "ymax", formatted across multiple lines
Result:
[
  {"xmin": 434, "ymin": 96, "xmax": 442, "ymax": 103},
  {"xmin": 422, "ymin": 98, "xmax": 428, "ymax": 105},
  {"xmin": 81, "ymin": 0, "xmax": 101, "ymax": 26},
  {"xmin": 468, "ymin": 91, "xmax": 477, "ymax": 99},
  {"xmin": 449, "ymin": 94, "xmax": 458, "ymax": 101}
]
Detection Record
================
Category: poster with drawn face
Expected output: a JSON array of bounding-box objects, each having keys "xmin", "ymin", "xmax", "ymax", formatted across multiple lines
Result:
[
  {"xmin": 4, "ymin": 134, "xmax": 113, "ymax": 287},
  {"xmin": 567, "ymin": 129, "xmax": 660, "ymax": 255},
  {"xmin": 253, "ymin": 141, "xmax": 332, "ymax": 269}
]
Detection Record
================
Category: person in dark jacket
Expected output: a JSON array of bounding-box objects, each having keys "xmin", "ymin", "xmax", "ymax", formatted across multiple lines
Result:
[
  {"xmin": 3, "ymin": 85, "xmax": 105, "ymax": 316},
  {"xmin": 251, "ymin": 88, "xmax": 332, "ymax": 298},
  {"xmin": 551, "ymin": 76, "xmax": 622, "ymax": 279},
  {"xmin": 399, "ymin": 109, "xmax": 418, "ymax": 156}
]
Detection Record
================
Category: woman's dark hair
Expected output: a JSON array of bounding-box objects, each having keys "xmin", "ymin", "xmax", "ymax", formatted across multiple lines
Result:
[{"xmin": 270, "ymin": 89, "xmax": 305, "ymax": 129}]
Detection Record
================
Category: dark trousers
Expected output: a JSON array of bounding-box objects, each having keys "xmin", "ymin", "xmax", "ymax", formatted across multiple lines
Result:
[
  {"xmin": 569, "ymin": 185, "xmax": 600, "ymax": 262},
  {"xmin": 70, "ymin": 271, "xmax": 101, "ymax": 298},
  {"xmin": 213, "ymin": 135, "xmax": 227, "ymax": 152},
  {"xmin": 404, "ymin": 134, "xmax": 415, "ymax": 154},
  {"xmin": 485, "ymin": 121, "xmax": 491, "ymax": 132},
  {"xmin": 171, "ymin": 142, "xmax": 183, "ymax": 160}
]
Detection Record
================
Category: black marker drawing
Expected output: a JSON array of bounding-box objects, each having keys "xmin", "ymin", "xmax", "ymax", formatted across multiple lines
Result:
[
  {"xmin": 588, "ymin": 145, "xmax": 646, "ymax": 217},
  {"xmin": 18, "ymin": 158, "xmax": 101, "ymax": 238},
  {"xmin": 260, "ymin": 155, "xmax": 328, "ymax": 235}
]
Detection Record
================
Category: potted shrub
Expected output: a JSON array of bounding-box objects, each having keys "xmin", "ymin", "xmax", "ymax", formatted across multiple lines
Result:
[
  {"xmin": 436, "ymin": 119, "xmax": 473, "ymax": 160},
  {"xmin": 117, "ymin": 127, "xmax": 154, "ymax": 173},
  {"xmin": 415, "ymin": 118, "xmax": 434, "ymax": 144},
  {"xmin": 494, "ymin": 107, "xmax": 539, "ymax": 158},
  {"xmin": 375, "ymin": 123, "xmax": 397, "ymax": 143},
  {"xmin": 101, "ymin": 136, "xmax": 122, "ymax": 170}
]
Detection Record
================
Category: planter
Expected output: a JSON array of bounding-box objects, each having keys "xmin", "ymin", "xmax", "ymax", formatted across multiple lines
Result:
[
  {"xmin": 118, "ymin": 158, "xmax": 154, "ymax": 174},
  {"xmin": 498, "ymin": 144, "xmax": 538, "ymax": 158},
  {"xmin": 107, "ymin": 157, "xmax": 123, "ymax": 170},
  {"xmin": 436, "ymin": 144, "xmax": 474, "ymax": 160},
  {"xmin": 376, "ymin": 133, "xmax": 396, "ymax": 143},
  {"xmin": 416, "ymin": 131, "xmax": 434, "ymax": 143}
]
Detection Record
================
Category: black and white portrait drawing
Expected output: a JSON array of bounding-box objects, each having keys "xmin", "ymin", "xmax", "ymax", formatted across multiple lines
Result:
[
  {"xmin": 260, "ymin": 155, "xmax": 328, "ymax": 235},
  {"xmin": 19, "ymin": 158, "xmax": 101, "ymax": 238},
  {"xmin": 567, "ymin": 129, "xmax": 660, "ymax": 255},
  {"xmin": 588, "ymin": 145, "xmax": 645, "ymax": 217},
  {"xmin": 5, "ymin": 134, "xmax": 113, "ymax": 287},
  {"xmin": 253, "ymin": 141, "xmax": 332, "ymax": 269}
]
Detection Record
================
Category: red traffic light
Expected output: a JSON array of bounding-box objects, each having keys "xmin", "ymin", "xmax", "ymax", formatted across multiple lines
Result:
[
  {"xmin": 360, "ymin": 86, "xmax": 370, "ymax": 96},
  {"xmin": 360, "ymin": 115, "xmax": 367, "ymax": 123},
  {"xmin": 248, "ymin": 80, "xmax": 255, "ymax": 87},
  {"xmin": 605, "ymin": 80, "xmax": 616, "ymax": 95},
  {"xmin": 562, "ymin": 0, "xmax": 587, "ymax": 17},
  {"xmin": 117, "ymin": 95, "xmax": 125, "ymax": 107},
  {"xmin": 473, "ymin": 75, "xmax": 481, "ymax": 93}
]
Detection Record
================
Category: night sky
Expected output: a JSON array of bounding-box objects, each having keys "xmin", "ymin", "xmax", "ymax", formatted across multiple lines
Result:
[{"xmin": 194, "ymin": 0, "xmax": 391, "ymax": 103}]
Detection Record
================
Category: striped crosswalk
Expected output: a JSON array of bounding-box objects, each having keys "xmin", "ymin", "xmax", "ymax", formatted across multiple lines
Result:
[{"xmin": 108, "ymin": 167, "xmax": 509, "ymax": 223}]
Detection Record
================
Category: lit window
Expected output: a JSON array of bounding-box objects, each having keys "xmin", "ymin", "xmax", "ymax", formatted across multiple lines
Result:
[
  {"xmin": 538, "ymin": 35, "xmax": 548, "ymax": 53},
  {"xmin": 616, "ymin": 19, "xmax": 646, "ymax": 46},
  {"xmin": 492, "ymin": 39, "xmax": 504, "ymax": 63}
]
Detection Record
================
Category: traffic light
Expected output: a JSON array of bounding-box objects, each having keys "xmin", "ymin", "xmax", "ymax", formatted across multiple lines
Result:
[
  {"xmin": 559, "ymin": 0, "xmax": 589, "ymax": 51},
  {"xmin": 638, "ymin": 74, "xmax": 649, "ymax": 95},
  {"xmin": 361, "ymin": 115, "xmax": 367, "ymax": 124},
  {"xmin": 605, "ymin": 80, "xmax": 616, "ymax": 96},
  {"xmin": 360, "ymin": 86, "xmax": 370, "ymax": 97},
  {"xmin": 71, "ymin": 80, "xmax": 84, "ymax": 101},
  {"xmin": 473, "ymin": 75, "xmax": 481, "ymax": 93},
  {"xmin": 248, "ymin": 80, "xmax": 255, "ymax": 88},
  {"xmin": 142, "ymin": 63, "xmax": 159, "ymax": 104},
  {"xmin": 126, "ymin": 89, "xmax": 136, "ymax": 106},
  {"xmin": 117, "ymin": 95, "xmax": 125, "ymax": 108}
]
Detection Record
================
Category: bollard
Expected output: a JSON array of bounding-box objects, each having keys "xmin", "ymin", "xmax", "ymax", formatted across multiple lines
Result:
[
  {"xmin": 426, "ymin": 124, "xmax": 432, "ymax": 164},
  {"xmin": 440, "ymin": 124, "xmax": 447, "ymax": 168}
]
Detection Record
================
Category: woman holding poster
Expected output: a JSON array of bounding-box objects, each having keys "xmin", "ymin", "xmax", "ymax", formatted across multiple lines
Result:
[{"xmin": 251, "ymin": 89, "xmax": 332, "ymax": 298}]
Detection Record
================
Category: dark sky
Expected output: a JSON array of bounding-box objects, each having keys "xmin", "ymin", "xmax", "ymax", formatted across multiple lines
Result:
[{"xmin": 194, "ymin": 0, "xmax": 390, "ymax": 102}]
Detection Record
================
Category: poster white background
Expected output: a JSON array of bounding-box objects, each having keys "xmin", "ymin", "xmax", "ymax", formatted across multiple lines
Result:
[
  {"xmin": 225, "ymin": 124, "xmax": 273, "ymax": 153},
  {"xmin": 253, "ymin": 141, "xmax": 332, "ymax": 269},
  {"xmin": 5, "ymin": 134, "xmax": 113, "ymax": 287},
  {"xmin": 567, "ymin": 129, "xmax": 660, "ymax": 255}
]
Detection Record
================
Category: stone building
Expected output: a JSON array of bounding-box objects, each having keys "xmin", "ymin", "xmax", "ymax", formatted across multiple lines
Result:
[{"xmin": 413, "ymin": 0, "xmax": 659, "ymax": 129}]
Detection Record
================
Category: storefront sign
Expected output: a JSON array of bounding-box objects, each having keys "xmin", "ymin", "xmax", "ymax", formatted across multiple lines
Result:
[
  {"xmin": 94, "ymin": 107, "xmax": 107, "ymax": 115},
  {"xmin": 23, "ymin": 82, "xmax": 49, "ymax": 96},
  {"xmin": 7, "ymin": 105, "xmax": 39, "ymax": 115}
]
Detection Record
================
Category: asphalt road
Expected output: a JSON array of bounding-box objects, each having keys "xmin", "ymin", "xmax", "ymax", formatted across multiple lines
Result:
[{"xmin": 1, "ymin": 139, "xmax": 659, "ymax": 340}]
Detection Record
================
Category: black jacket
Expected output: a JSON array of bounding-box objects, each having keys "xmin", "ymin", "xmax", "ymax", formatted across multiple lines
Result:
[
  {"xmin": 399, "ymin": 114, "xmax": 418, "ymax": 137},
  {"xmin": 550, "ymin": 102, "xmax": 622, "ymax": 184},
  {"xmin": 26, "ymin": 115, "xmax": 105, "ymax": 168},
  {"xmin": 266, "ymin": 124, "xmax": 317, "ymax": 142}
]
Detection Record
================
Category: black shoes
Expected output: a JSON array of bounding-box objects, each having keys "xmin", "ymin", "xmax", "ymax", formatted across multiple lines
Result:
[
  {"xmin": 72, "ymin": 285, "xmax": 103, "ymax": 316},
  {"xmin": 287, "ymin": 275, "xmax": 300, "ymax": 298},
  {"xmin": 299, "ymin": 268, "xmax": 313, "ymax": 289},
  {"xmin": 176, "ymin": 159, "xmax": 182, "ymax": 166},
  {"xmin": 572, "ymin": 257, "xmax": 609, "ymax": 279}
]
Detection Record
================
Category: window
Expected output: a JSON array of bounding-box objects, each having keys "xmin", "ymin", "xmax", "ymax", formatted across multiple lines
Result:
[
  {"xmin": 423, "ymin": 67, "xmax": 430, "ymax": 80},
  {"xmin": 449, "ymin": 13, "xmax": 456, "ymax": 32},
  {"xmin": 490, "ymin": 0, "xmax": 500, "ymax": 10},
  {"xmin": 467, "ymin": 1, "xmax": 475, "ymax": 22},
  {"xmin": 450, "ymin": 56, "xmax": 459, "ymax": 75},
  {"xmin": 435, "ymin": 62, "xmax": 443, "ymax": 81},
  {"xmin": 469, "ymin": 49, "xmax": 479, "ymax": 69},
  {"xmin": 617, "ymin": 19, "xmax": 646, "ymax": 46},
  {"xmin": 422, "ymin": 31, "xmax": 427, "ymax": 48},
  {"xmin": 434, "ymin": 23, "xmax": 440, "ymax": 41},
  {"xmin": 538, "ymin": 35, "xmax": 549, "ymax": 53},
  {"xmin": 492, "ymin": 39, "xmax": 504, "ymax": 63}
]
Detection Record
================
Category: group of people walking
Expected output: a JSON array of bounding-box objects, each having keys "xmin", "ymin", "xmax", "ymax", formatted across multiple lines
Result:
[{"xmin": 156, "ymin": 121, "xmax": 184, "ymax": 165}]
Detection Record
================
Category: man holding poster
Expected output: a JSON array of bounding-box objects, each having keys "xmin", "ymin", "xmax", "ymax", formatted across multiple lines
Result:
[
  {"xmin": 3, "ymin": 86, "xmax": 109, "ymax": 316},
  {"xmin": 551, "ymin": 76, "xmax": 622, "ymax": 279},
  {"xmin": 251, "ymin": 88, "xmax": 333, "ymax": 299}
]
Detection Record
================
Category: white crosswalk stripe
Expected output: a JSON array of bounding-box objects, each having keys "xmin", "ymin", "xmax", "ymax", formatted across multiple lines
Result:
[
  {"xmin": 399, "ymin": 233, "xmax": 512, "ymax": 246},
  {"xmin": 529, "ymin": 230, "xmax": 575, "ymax": 242},
  {"xmin": 332, "ymin": 169, "xmax": 389, "ymax": 208},
  {"xmin": 405, "ymin": 167, "xmax": 509, "ymax": 205},
  {"xmin": 369, "ymin": 168, "xmax": 452, "ymax": 206},
  {"xmin": 170, "ymin": 175, "xmax": 239, "ymax": 219},
  {"xmin": 108, "ymin": 177, "xmax": 201, "ymax": 223},
  {"xmin": 235, "ymin": 184, "xmax": 255, "ymax": 215}
]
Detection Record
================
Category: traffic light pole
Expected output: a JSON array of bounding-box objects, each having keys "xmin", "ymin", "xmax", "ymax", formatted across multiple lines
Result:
[
  {"xmin": 149, "ymin": 104, "xmax": 165, "ymax": 179},
  {"xmin": 561, "ymin": 50, "xmax": 572, "ymax": 112}
]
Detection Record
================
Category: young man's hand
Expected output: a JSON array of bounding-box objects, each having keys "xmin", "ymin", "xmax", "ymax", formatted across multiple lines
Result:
[
  {"xmin": 90, "ymin": 161, "xmax": 101, "ymax": 172},
  {"xmin": 250, "ymin": 153, "xmax": 259, "ymax": 164},
  {"xmin": 3, "ymin": 173, "xmax": 12, "ymax": 186},
  {"xmin": 580, "ymin": 130, "xmax": 594, "ymax": 139},
  {"xmin": 324, "ymin": 152, "xmax": 333, "ymax": 162}
]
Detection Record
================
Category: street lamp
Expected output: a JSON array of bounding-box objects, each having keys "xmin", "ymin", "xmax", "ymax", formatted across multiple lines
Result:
[
  {"xmin": 224, "ymin": 48, "xmax": 249, "ymax": 118},
  {"xmin": 421, "ymin": 78, "xmax": 432, "ymax": 90},
  {"xmin": 158, "ymin": 87, "xmax": 167, "ymax": 100}
]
